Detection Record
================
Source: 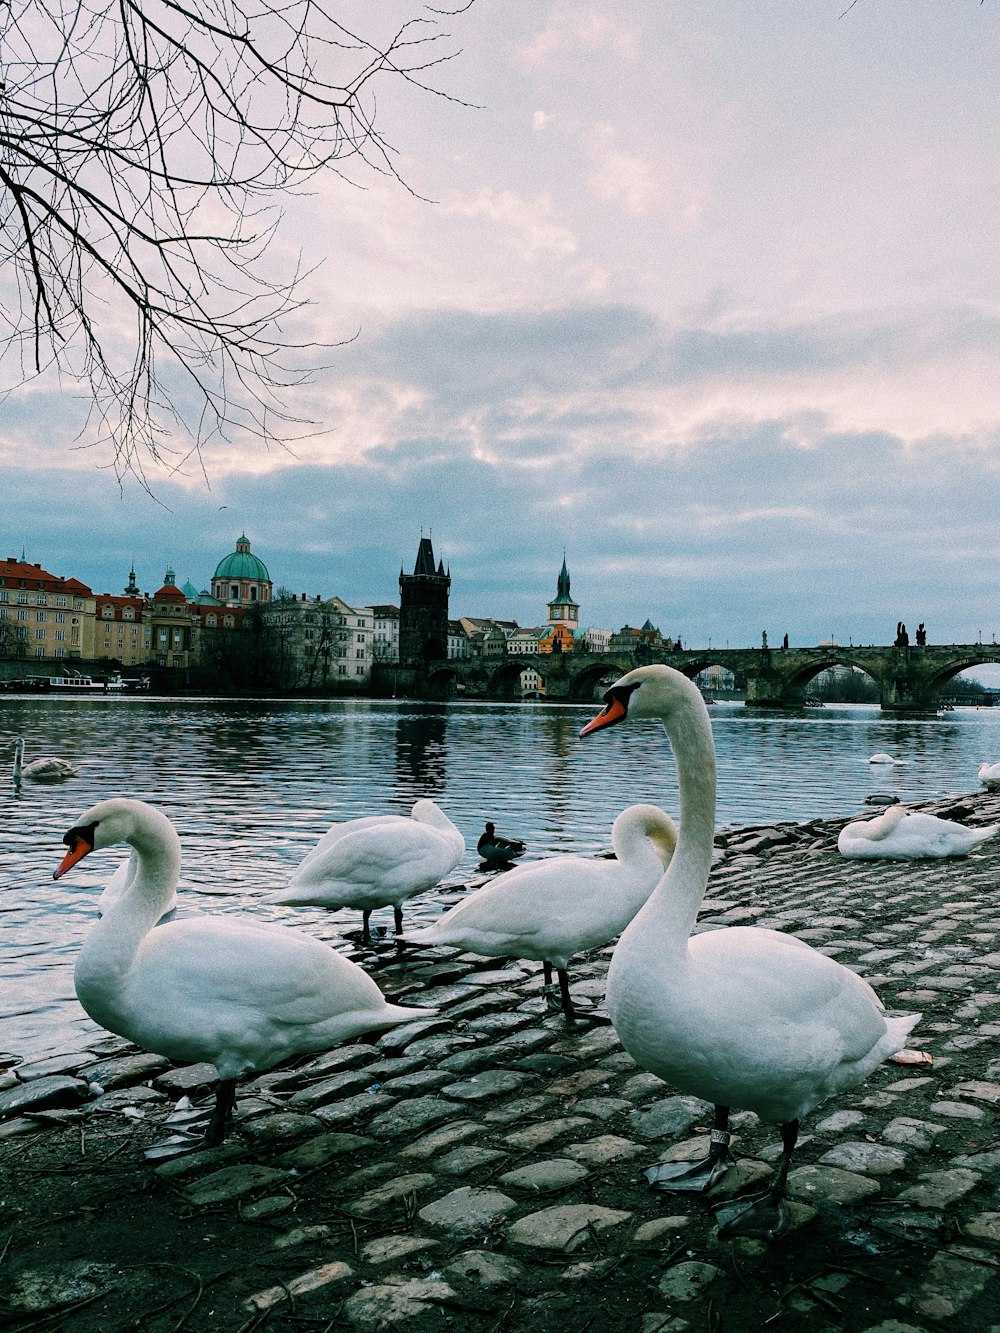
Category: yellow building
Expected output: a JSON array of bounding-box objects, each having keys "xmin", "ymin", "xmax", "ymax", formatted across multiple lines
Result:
[
  {"xmin": 94, "ymin": 592, "xmax": 152, "ymax": 666},
  {"xmin": 0, "ymin": 557, "xmax": 96, "ymax": 662}
]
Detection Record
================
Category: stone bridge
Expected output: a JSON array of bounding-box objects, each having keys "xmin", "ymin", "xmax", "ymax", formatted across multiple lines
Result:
[{"xmin": 403, "ymin": 642, "xmax": 1000, "ymax": 711}]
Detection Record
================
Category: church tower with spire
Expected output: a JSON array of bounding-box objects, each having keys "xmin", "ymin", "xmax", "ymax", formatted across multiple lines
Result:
[
  {"xmin": 398, "ymin": 535, "xmax": 451, "ymax": 664},
  {"xmin": 547, "ymin": 555, "xmax": 579, "ymax": 633}
]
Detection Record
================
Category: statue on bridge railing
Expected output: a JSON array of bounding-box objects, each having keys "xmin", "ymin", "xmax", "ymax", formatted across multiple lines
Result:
[
  {"xmin": 894, "ymin": 621, "xmax": 910, "ymax": 648},
  {"xmin": 916, "ymin": 623, "xmax": 927, "ymax": 646}
]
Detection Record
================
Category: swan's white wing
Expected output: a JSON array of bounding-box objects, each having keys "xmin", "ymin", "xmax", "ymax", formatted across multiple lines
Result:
[{"xmin": 299, "ymin": 814, "xmax": 411, "ymax": 869}]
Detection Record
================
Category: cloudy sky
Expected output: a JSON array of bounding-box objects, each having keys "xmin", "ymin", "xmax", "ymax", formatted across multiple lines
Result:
[{"xmin": 5, "ymin": 0, "xmax": 1000, "ymax": 651}]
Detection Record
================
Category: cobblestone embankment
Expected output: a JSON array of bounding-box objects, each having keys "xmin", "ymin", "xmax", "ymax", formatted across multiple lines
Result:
[{"xmin": 4, "ymin": 793, "xmax": 1000, "ymax": 1332}]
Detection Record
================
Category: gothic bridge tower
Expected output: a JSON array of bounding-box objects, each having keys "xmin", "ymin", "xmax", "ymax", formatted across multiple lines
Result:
[{"xmin": 399, "ymin": 536, "xmax": 451, "ymax": 664}]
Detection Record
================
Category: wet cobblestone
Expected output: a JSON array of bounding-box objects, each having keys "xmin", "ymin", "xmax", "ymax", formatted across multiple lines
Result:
[{"xmin": 4, "ymin": 791, "xmax": 1000, "ymax": 1329}]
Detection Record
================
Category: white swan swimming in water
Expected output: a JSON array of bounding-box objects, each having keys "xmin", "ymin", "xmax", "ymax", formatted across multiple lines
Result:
[
  {"xmin": 54, "ymin": 798, "xmax": 431, "ymax": 1151},
  {"xmin": 838, "ymin": 804, "xmax": 998, "ymax": 859},
  {"xmin": 978, "ymin": 762, "xmax": 1000, "ymax": 791},
  {"xmin": 263, "ymin": 800, "xmax": 464, "ymax": 944},
  {"xmin": 13, "ymin": 737, "xmax": 77, "ymax": 784},
  {"xmin": 581, "ymin": 665, "xmax": 921, "ymax": 1239},
  {"xmin": 402, "ymin": 804, "xmax": 677, "ymax": 1023},
  {"xmin": 868, "ymin": 752, "xmax": 902, "ymax": 765}
]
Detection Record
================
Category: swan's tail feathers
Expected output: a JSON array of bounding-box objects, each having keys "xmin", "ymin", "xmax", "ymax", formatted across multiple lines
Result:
[
  {"xmin": 377, "ymin": 1003, "xmax": 441, "ymax": 1030},
  {"xmin": 261, "ymin": 887, "xmax": 344, "ymax": 908},
  {"xmin": 395, "ymin": 927, "xmax": 448, "ymax": 948},
  {"xmin": 883, "ymin": 1012, "xmax": 922, "ymax": 1057}
]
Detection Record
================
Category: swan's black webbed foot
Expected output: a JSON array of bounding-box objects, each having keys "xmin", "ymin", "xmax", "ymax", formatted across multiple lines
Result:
[
  {"xmin": 644, "ymin": 1153, "xmax": 730, "ymax": 1193},
  {"xmin": 142, "ymin": 1128, "xmax": 211, "ymax": 1161},
  {"xmin": 573, "ymin": 1010, "xmax": 613, "ymax": 1026},
  {"xmin": 645, "ymin": 1113, "xmax": 733, "ymax": 1192},
  {"xmin": 714, "ymin": 1189, "xmax": 789, "ymax": 1240}
]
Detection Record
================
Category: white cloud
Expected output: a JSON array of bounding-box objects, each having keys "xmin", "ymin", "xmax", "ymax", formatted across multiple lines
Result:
[
  {"xmin": 519, "ymin": 8, "xmax": 639, "ymax": 69},
  {"xmin": 446, "ymin": 189, "xmax": 578, "ymax": 260}
]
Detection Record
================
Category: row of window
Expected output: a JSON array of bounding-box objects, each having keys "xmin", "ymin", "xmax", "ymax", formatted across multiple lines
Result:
[
  {"xmin": 0, "ymin": 590, "xmax": 76, "ymax": 607},
  {"xmin": 1, "ymin": 609, "xmax": 69, "ymax": 623}
]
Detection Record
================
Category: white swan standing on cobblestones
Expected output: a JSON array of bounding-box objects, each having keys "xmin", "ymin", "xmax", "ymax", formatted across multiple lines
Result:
[
  {"xmin": 54, "ymin": 798, "xmax": 430, "ymax": 1152},
  {"xmin": 263, "ymin": 800, "xmax": 464, "ymax": 945},
  {"xmin": 838, "ymin": 804, "xmax": 998, "ymax": 859},
  {"xmin": 581, "ymin": 665, "xmax": 921, "ymax": 1240},
  {"xmin": 401, "ymin": 804, "xmax": 677, "ymax": 1023}
]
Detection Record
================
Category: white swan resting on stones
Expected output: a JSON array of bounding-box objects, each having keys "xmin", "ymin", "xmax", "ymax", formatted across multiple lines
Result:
[
  {"xmin": 838, "ymin": 804, "xmax": 998, "ymax": 860},
  {"xmin": 13, "ymin": 737, "xmax": 77, "ymax": 784},
  {"xmin": 54, "ymin": 798, "xmax": 431, "ymax": 1151},
  {"xmin": 580, "ymin": 665, "xmax": 921, "ymax": 1240},
  {"xmin": 402, "ymin": 804, "xmax": 677, "ymax": 1023},
  {"xmin": 978, "ymin": 762, "xmax": 1000, "ymax": 791},
  {"xmin": 263, "ymin": 800, "xmax": 464, "ymax": 945}
]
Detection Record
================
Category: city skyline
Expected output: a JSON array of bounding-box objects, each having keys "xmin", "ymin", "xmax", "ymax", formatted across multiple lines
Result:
[{"xmin": 5, "ymin": 2, "xmax": 1000, "ymax": 649}]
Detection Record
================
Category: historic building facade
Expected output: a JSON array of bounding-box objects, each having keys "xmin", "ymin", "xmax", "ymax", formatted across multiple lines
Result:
[
  {"xmin": 0, "ymin": 557, "xmax": 96, "ymax": 661},
  {"xmin": 398, "ymin": 537, "xmax": 450, "ymax": 664},
  {"xmin": 262, "ymin": 593, "xmax": 373, "ymax": 688},
  {"xmin": 211, "ymin": 535, "xmax": 273, "ymax": 607}
]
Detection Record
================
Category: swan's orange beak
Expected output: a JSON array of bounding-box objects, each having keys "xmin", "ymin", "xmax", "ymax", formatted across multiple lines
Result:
[
  {"xmin": 580, "ymin": 693, "xmax": 629, "ymax": 737},
  {"xmin": 54, "ymin": 829, "xmax": 94, "ymax": 880}
]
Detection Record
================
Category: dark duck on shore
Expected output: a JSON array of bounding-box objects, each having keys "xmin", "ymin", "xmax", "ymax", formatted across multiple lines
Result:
[{"xmin": 477, "ymin": 822, "xmax": 526, "ymax": 868}]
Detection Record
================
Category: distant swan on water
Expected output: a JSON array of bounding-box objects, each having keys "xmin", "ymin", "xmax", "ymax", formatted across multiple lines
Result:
[{"xmin": 13, "ymin": 738, "xmax": 77, "ymax": 784}]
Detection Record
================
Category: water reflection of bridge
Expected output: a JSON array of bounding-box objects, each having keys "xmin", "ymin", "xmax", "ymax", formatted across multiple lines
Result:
[{"xmin": 396, "ymin": 643, "xmax": 1000, "ymax": 712}]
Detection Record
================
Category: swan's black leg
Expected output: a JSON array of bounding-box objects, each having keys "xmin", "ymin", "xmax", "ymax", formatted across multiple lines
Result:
[
  {"xmin": 714, "ymin": 1118, "xmax": 797, "ymax": 1240},
  {"xmin": 543, "ymin": 960, "xmax": 561, "ymax": 1013},
  {"xmin": 557, "ymin": 967, "xmax": 612, "ymax": 1025},
  {"xmin": 645, "ymin": 1104, "xmax": 733, "ymax": 1191},
  {"xmin": 394, "ymin": 905, "xmax": 404, "ymax": 948},
  {"xmin": 204, "ymin": 1078, "xmax": 237, "ymax": 1147},
  {"xmin": 361, "ymin": 910, "xmax": 372, "ymax": 944}
]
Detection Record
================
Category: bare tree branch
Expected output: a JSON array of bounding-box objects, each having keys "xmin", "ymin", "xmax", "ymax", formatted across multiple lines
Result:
[{"xmin": 0, "ymin": 0, "xmax": 473, "ymax": 478}]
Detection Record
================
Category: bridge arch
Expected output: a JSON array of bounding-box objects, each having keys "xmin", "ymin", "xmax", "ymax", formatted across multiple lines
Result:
[
  {"xmin": 487, "ymin": 657, "xmax": 544, "ymax": 699},
  {"xmin": 779, "ymin": 655, "xmax": 882, "ymax": 705}
]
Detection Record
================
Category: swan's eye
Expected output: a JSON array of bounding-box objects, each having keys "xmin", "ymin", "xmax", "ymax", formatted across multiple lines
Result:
[
  {"xmin": 62, "ymin": 821, "xmax": 98, "ymax": 851},
  {"xmin": 581, "ymin": 682, "xmax": 640, "ymax": 737},
  {"xmin": 54, "ymin": 821, "xmax": 99, "ymax": 880},
  {"xmin": 602, "ymin": 682, "xmax": 640, "ymax": 708}
]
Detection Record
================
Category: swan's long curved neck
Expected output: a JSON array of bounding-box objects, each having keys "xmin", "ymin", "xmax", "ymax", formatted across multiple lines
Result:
[
  {"xmin": 612, "ymin": 807, "xmax": 676, "ymax": 876},
  {"xmin": 633, "ymin": 694, "xmax": 717, "ymax": 954},
  {"xmin": 86, "ymin": 824, "xmax": 181, "ymax": 973}
]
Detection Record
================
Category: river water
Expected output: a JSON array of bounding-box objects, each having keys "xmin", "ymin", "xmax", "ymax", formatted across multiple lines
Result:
[{"xmin": 5, "ymin": 693, "xmax": 1000, "ymax": 1061}]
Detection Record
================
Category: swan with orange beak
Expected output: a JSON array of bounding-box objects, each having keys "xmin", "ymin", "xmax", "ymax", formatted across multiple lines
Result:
[
  {"xmin": 55, "ymin": 798, "xmax": 435, "ymax": 1154},
  {"xmin": 580, "ymin": 666, "xmax": 921, "ymax": 1240}
]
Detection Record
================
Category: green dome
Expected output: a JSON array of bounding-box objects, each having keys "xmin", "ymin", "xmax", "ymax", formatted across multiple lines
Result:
[{"xmin": 213, "ymin": 535, "xmax": 270, "ymax": 582}]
